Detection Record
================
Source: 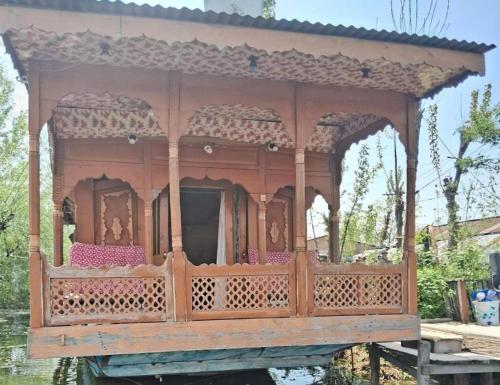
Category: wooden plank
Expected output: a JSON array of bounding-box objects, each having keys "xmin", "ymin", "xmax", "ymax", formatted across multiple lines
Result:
[
  {"xmin": 457, "ymin": 280, "xmax": 470, "ymax": 324},
  {"xmin": 423, "ymin": 363, "xmax": 500, "ymax": 375},
  {"xmin": 27, "ymin": 314, "xmax": 420, "ymax": 359},
  {"xmin": 191, "ymin": 309, "xmax": 290, "ymax": 321},
  {"xmin": 101, "ymin": 354, "xmax": 333, "ymax": 377},
  {"xmin": 189, "ymin": 263, "xmax": 290, "ymax": 276},
  {"xmin": 480, "ymin": 373, "xmax": 494, "ymax": 385},
  {"xmin": 313, "ymin": 307, "xmax": 403, "ymax": 316},
  {"xmin": 313, "ymin": 262, "xmax": 405, "ymax": 275},
  {"xmin": 421, "ymin": 329, "xmax": 463, "ymax": 353},
  {"xmin": 421, "ymin": 323, "xmax": 500, "ymax": 341},
  {"xmin": 45, "ymin": 261, "xmax": 168, "ymax": 278}
]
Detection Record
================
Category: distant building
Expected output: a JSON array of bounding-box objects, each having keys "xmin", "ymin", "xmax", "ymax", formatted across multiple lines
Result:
[{"xmin": 423, "ymin": 216, "xmax": 500, "ymax": 257}]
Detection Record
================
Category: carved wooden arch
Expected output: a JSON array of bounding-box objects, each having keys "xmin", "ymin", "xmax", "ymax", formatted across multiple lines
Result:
[
  {"xmin": 37, "ymin": 62, "xmax": 169, "ymax": 130},
  {"xmin": 63, "ymin": 171, "xmax": 145, "ymax": 202},
  {"xmin": 180, "ymin": 103, "xmax": 295, "ymax": 149},
  {"xmin": 179, "ymin": 165, "xmax": 258, "ymax": 198},
  {"xmin": 45, "ymin": 92, "xmax": 165, "ymax": 140},
  {"xmin": 297, "ymin": 84, "xmax": 407, "ymax": 148},
  {"xmin": 305, "ymin": 186, "xmax": 333, "ymax": 209},
  {"xmin": 335, "ymin": 118, "xmax": 405, "ymax": 162}
]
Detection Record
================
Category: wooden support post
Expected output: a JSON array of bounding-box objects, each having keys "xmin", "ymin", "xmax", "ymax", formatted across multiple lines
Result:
[
  {"xmin": 172, "ymin": 252, "xmax": 187, "ymax": 321},
  {"xmin": 480, "ymin": 373, "xmax": 494, "ymax": 385},
  {"xmin": 52, "ymin": 139, "xmax": 64, "ymax": 267},
  {"xmin": 457, "ymin": 279, "xmax": 469, "ymax": 324},
  {"xmin": 52, "ymin": 202, "xmax": 64, "ymax": 266},
  {"xmin": 417, "ymin": 340, "xmax": 431, "ymax": 385},
  {"xmin": 296, "ymin": 251, "xmax": 309, "ymax": 316},
  {"xmin": 295, "ymin": 148, "xmax": 307, "ymax": 253},
  {"xmin": 369, "ymin": 344, "xmax": 381, "ymax": 385},
  {"xmin": 143, "ymin": 140, "xmax": 153, "ymax": 264},
  {"xmin": 453, "ymin": 374, "xmax": 469, "ymax": 385},
  {"xmin": 329, "ymin": 154, "xmax": 341, "ymax": 263},
  {"xmin": 405, "ymin": 97, "xmax": 418, "ymax": 315},
  {"xmin": 28, "ymin": 61, "xmax": 42, "ymax": 328},
  {"xmin": 169, "ymin": 141, "xmax": 183, "ymax": 253}
]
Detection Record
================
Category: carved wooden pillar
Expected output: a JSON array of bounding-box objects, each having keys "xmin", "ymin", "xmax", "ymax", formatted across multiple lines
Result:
[
  {"xmin": 329, "ymin": 154, "xmax": 341, "ymax": 263},
  {"xmin": 52, "ymin": 141, "xmax": 64, "ymax": 267},
  {"xmin": 295, "ymin": 148, "xmax": 307, "ymax": 253},
  {"xmin": 405, "ymin": 97, "xmax": 418, "ymax": 315},
  {"xmin": 258, "ymin": 201, "xmax": 267, "ymax": 264},
  {"xmin": 169, "ymin": 141, "xmax": 183, "ymax": 253},
  {"xmin": 52, "ymin": 202, "xmax": 64, "ymax": 266},
  {"xmin": 28, "ymin": 61, "xmax": 42, "ymax": 328},
  {"xmin": 143, "ymin": 140, "xmax": 154, "ymax": 264}
]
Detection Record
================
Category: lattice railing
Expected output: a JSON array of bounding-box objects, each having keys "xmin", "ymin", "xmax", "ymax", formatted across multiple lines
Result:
[
  {"xmin": 43, "ymin": 259, "xmax": 173, "ymax": 326},
  {"xmin": 186, "ymin": 262, "xmax": 296, "ymax": 320},
  {"xmin": 310, "ymin": 263, "xmax": 406, "ymax": 316}
]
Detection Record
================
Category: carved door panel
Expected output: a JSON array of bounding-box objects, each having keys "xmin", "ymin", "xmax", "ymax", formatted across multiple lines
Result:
[
  {"xmin": 266, "ymin": 197, "xmax": 291, "ymax": 252},
  {"xmin": 94, "ymin": 184, "xmax": 138, "ymax": 246}
]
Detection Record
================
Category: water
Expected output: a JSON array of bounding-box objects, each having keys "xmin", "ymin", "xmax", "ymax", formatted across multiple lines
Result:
[{"xmin": 0, "ymin": 311, "xmax": 367, "ymax": 385}]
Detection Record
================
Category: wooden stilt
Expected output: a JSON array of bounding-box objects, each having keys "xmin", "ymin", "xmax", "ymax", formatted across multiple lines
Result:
[
  {"xmin": 453, "ymin": 374, "xmax": 469, "ymax": 385},
  {"xmin": 480, "ymin": 373, "xmax": 494, "ymax": 385},
  {"xmin": 417, "ymin": 340, "xmax": 431, "ymax": 385},
  {"xmin": 369, "ymin": 344, "xmax": 381, "ymax": 385}
]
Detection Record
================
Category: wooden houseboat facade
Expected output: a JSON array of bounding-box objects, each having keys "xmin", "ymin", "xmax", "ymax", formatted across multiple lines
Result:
[{"xmin": 0, "ymin": 0, "xmax": 494, "ymax": 377}]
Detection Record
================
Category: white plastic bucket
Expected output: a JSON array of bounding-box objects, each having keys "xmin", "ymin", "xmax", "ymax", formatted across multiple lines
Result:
[{"xmin": 473, "ymin": 300, "xmax": 500, "ymax": 326}]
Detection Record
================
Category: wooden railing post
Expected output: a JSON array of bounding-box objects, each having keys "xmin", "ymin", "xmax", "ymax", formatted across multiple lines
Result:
[
  {"xmin": 172, "ymin": 252, "xmax": 187, "ymax": 321},
  {"xmin": 296, "ymin": 251, "xmax": 311, "ymax": 316},
  {"xmin": 143, "ymin": 139, "xmax": 154, "ymax": 264},
  {"xmin": 52, "ymin": 142, "xmax": 64, "ymax": 267},
  {"xmin": 329, "ymin": 153, "xmax": 341, "ymax": 263},
  {"xmin": 28, "ymin": 61, "xmax": 43, "ymax": 328},
  {"xmin": 257, "ymin": 202, "xmax": 267, "ymax": 264}
]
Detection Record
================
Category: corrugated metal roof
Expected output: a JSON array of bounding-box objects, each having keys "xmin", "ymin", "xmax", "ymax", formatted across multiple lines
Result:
[{"xmin": 0, "ymin": 0, "xmax": 495, "ymax": 54}]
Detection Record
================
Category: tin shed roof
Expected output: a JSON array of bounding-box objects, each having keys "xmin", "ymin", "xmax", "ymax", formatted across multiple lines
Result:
[{"xmin": 0, "ymin": 0, "xmax": 495, "ymax": 54}]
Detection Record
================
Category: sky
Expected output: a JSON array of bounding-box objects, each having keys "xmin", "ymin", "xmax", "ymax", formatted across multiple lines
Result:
[{"xmin": 2, "ymin": 0, "xmax": 499, "ymax": 237}]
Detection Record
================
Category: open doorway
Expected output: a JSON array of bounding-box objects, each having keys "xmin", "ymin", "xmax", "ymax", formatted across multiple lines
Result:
[{"xmin": 180, "ymin": 188, "xmax": 222, "ymax": 265}]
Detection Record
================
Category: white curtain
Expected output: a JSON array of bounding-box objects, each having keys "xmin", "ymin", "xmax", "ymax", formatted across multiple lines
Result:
[{"xmin": 216, "ymin": 190, "xmax": 226, "ymax": 265}]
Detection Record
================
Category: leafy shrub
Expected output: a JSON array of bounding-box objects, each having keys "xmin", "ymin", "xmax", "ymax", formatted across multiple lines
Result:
[{"xmin": 417, "ymin": 266, "xmax": 450, "ymax": 319}]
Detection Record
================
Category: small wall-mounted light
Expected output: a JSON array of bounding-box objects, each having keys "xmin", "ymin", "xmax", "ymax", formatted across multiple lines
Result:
[
  {"xmin": 128, "ymin": 134, "xmax": 138, "ymax": 144},
  {"xmin": 361, "ymin": 67, "xmax": 371, "ymax": 78},
  {"xmin": 248, "ymin": 55, "xmax": 258, "ymax": 73},
  {"xmin": 266, "ymin": 142, "xmax": 279, "ymax": 152},
  {"xmin": 203, "ymin": 144, "xmax": 213, "ymax": 154}
]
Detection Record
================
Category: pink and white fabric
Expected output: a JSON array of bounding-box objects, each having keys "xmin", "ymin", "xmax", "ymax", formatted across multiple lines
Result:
[
  {"xmin": 248, "ymin": 249, "xmax": 318, "ymax": 265},
  {"xmin": 69, "ymin": 242, "xmax": 146, "ymax": 267}
]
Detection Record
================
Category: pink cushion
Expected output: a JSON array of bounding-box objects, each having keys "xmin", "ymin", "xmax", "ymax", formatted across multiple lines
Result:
[
  {"xmin": 69, "ymin": 242, "xmax": 146, "ymax": 267},
  {"xmin": 248, "ymin": 249, "xmax": 318, "ymax": 265}
]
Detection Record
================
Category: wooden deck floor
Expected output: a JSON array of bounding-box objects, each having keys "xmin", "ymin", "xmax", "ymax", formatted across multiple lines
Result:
[{"xmin": 421, "ymin": 322, "xmax": 500, "ymax": 358}]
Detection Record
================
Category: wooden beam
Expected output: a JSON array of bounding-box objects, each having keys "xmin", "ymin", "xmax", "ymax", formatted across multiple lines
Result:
[
  {"xmin": 27, "ymin": 314, "xmax": 420, "ymax": 359},
  {"xmin": 258, "ymin": 202, "xmax": 267, "ymax": 264},
  {"xmin": 28, "ymin": 61, "xmax": 42, "ymax": 328},
  {"xmin": 52, "ymin": 139, "xmax": 64, "ymax": 266},
  {"xmin": 456, "ymin": 280, "xmax": 470, "ymax": 324}
]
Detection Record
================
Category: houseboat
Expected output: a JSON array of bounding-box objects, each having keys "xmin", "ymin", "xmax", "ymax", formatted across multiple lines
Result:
[{"xmin": 0, "ymin": 0, "xmax": 494, "ymax": 377}]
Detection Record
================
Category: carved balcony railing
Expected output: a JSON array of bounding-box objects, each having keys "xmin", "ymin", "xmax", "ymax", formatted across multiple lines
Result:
[
  {"xmin": 42, "ymin": 256, "xmax": 173, "ymax": 326},
  {"xmin": 40, "ymin": 252, "xmax": 408, "ymax": 327},
  {"xmin": 308, "ymin": 262, "xmax": 407, "ymax": 316},
  {"xmin": 184, "ymin": 258, "xmax": 297, "ymax": 320}
]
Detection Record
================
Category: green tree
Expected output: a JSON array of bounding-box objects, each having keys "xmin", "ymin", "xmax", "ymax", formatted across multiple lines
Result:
[
  {"xmin": 427, "ymin": 85, "xmax": 500, "ymax": 250},
  {"xmin": 262, "ymin": 0, "xmax": 276, "ymax": 18},
  {"xmin": 0, "ymin": 62, "xmax": 52, "ymax": 309}
]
